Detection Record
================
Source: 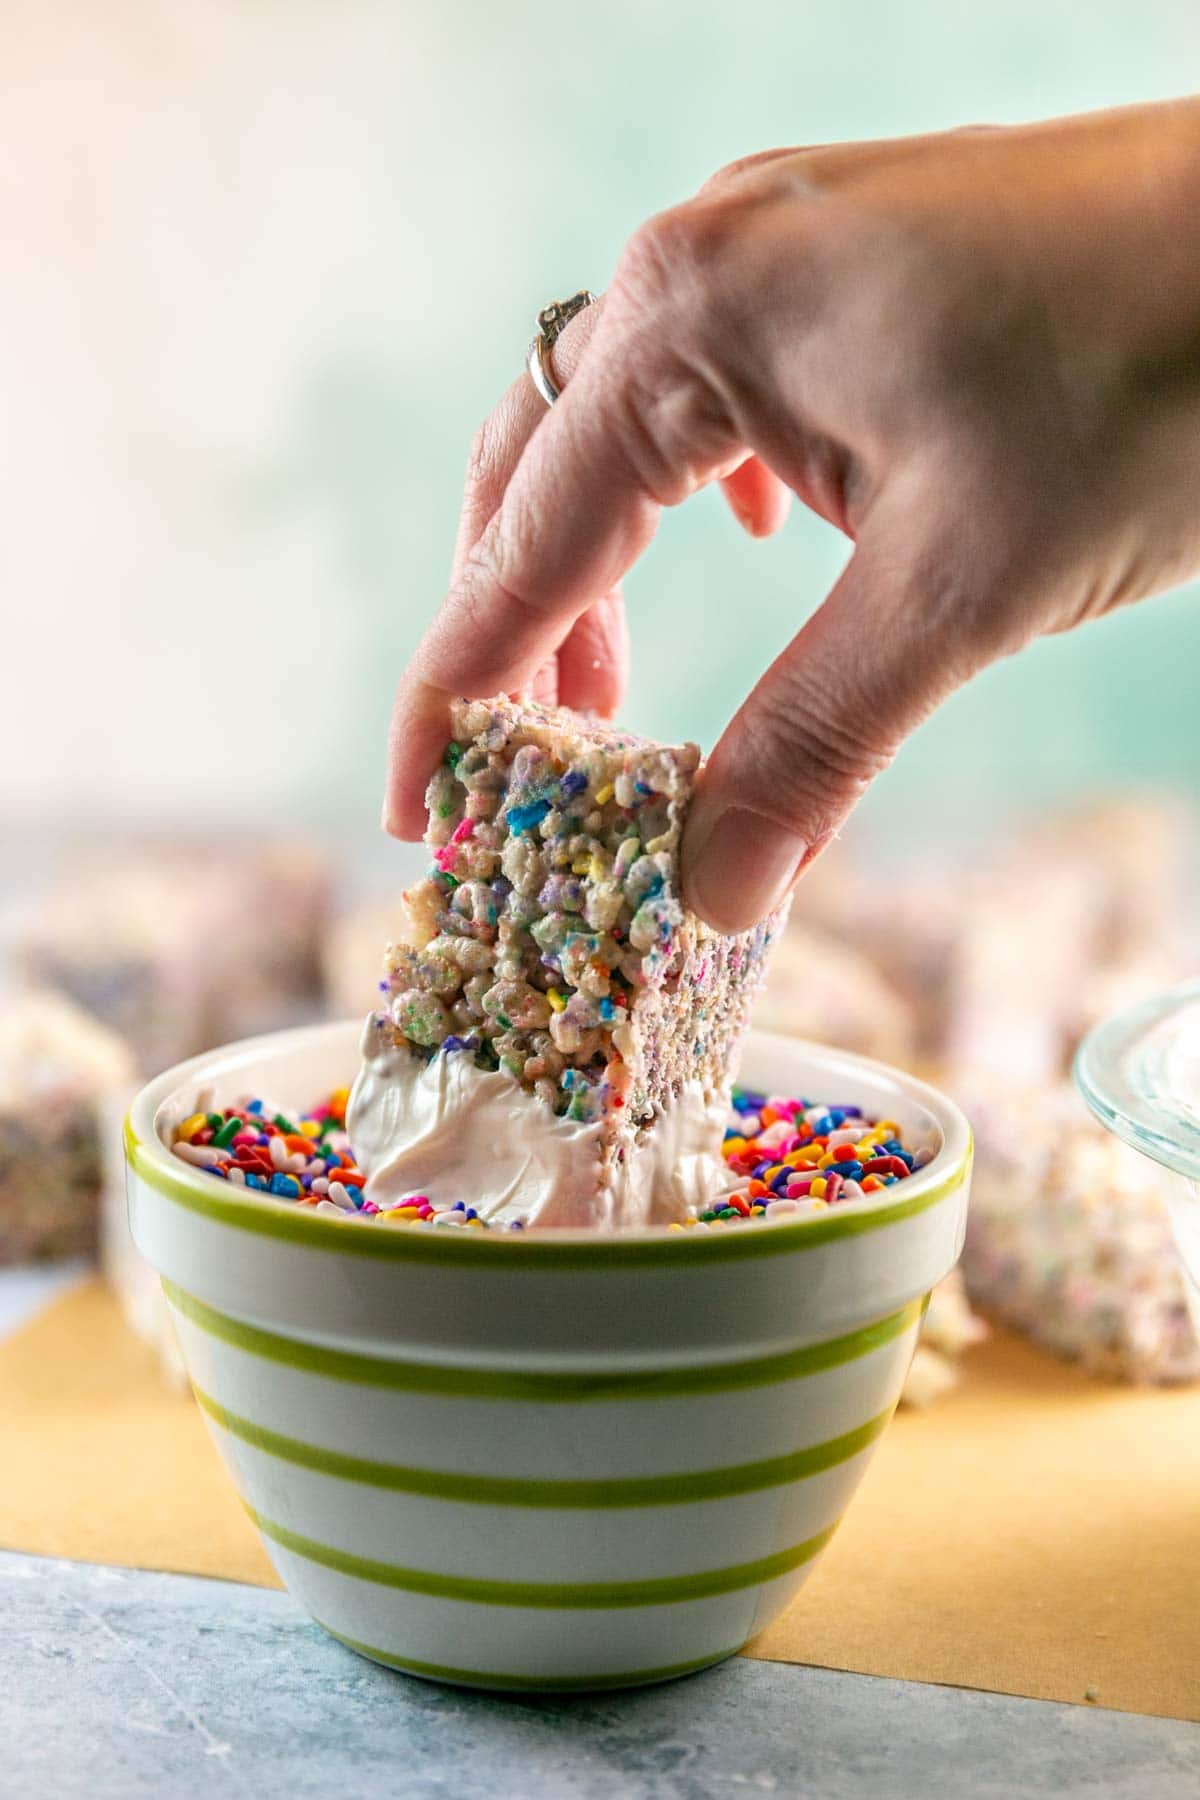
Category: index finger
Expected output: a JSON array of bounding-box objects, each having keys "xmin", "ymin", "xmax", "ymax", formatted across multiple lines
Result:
[{"xmin": 383, "ymin": 263, "xmax": 741, "ymax": 836}]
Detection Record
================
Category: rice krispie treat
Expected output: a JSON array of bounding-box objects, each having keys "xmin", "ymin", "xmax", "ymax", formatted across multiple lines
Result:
[
  {"xmin": 11, "ymin": 840, "xmax": 331, "ymax": 1072},
  {"xmin": 939, "ymin": 853, "xmax": 1107, "ymax": 1089},
  {"xmin": 353, "ymin": 697, "xmax": 786, "ymax": 1225},
  {"xmin": 201, "ymin": 839, "xmax": 332, "ymax": 1044},
  {"xmin": 322, "ymin": 895, "xmax": 410, "ymax": 1022},
  {"xmin": 1016, "ymin": 795, "xmax": 1196, "ymax": 966},
  {"xmin": 789, "ymin": 846, "xmax": 968, "ymax": 1061},
  {"xmin": 793, "ymin": 797, "xmax": 1197, "ymax": 1083},
  {"xmin": 0, "ymin": 989, "xmax": 136, "ymax": 1262},
  {"xmin": 900, "ymin": 1267, "xmax": 988, "ymax": 1407},
  {"xmin": 752, "ymin": 921, "xmax": 916, "ymax": 1066},
  {"xmin": 961, "ymin": 1082, "xmax": 1199, "ymax": 1384}
]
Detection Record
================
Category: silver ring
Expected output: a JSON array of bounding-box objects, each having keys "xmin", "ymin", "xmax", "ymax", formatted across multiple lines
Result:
[{"xmin": 526, "ymin": 290, "xmax": 596, "ymax": 405}]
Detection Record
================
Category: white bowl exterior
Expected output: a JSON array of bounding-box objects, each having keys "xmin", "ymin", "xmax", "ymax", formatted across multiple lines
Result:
[{"xmin": 126, "ymin": 1022, "xmax": 972, "ymax": 1689}]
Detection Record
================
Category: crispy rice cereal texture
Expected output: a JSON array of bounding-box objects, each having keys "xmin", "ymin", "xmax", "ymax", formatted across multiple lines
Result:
[
  {"xmin": 371, "ymin": 697, "xmax": 786, "ymax": 1166},
  {"xmin": 0, "ymin": 990, "xmax": 136, "ymax": 1264},
  {"xmin": 962, "ymin": 1083, "xmax": 1200, "ymax": 1385}
]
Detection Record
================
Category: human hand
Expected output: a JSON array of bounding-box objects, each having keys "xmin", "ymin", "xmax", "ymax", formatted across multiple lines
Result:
[{"xmin": 386, "ymin": 99, "xmax": 1200, "ymax": 931}]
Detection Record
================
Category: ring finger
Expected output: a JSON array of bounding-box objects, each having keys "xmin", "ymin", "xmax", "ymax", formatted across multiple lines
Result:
[{"xmin": 450, "ymin": 299, "xmax": 629, "ymax": 712}]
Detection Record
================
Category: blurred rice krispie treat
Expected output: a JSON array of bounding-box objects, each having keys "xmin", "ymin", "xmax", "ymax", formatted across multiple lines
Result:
[
  {"xmin": 795, "ymin": 846, "xmax": 1103, "ymax": 1083},
  {"xmin": 900, "ymin": 1267, "xmax": 988, "ymax": 1407},
  {"xmin": 1063, "ymin": 948, "xmax": 1191, "ymax": 1072},
  {"xmin": 11, "ymin": 839, "xmax": 331, "ymax": 1072},
  {"xmin": 788, "ymin": 796, "xmax": 1198, "ymax": 1394},
  {"xmin": 351, "ymin": 697, "xmax": 786, "ymax": 1226},
  {"xmin": 987, "ymin": 796, "xmax": 1197, "ymax": 1074},
  {"xmin": 751, "ymin": 920, "xmax": 915, "ymax": 1066},
  {"xmin": 961, "ymin": 1083, "xmax": 1199, "ymax": 1384},
  {"xmin": 943, "ymin": 802, "xmax": 1197, "ymax": 1383},
  {"xmin": 793, "ymin": 795, "xmax": 1196, "ymax": 1083},
  {"xmin": 201, "ymin": 839, "xmax": 331, "ymax": 1042},
  {"xmin": 0, "ymin": 990, "xmax": 135, "ymax": 1262},
  {"xmin": 322, "ymin": 896, "xmax": 403, "ymax": 1022},
  {"xmin": 10, "ymin": 865, "xmax": 208, "ymax": 1074},
  {"xmin": 1015, "ymin": 795, "xmax": 1196, "ymax": 965},
  {"xmin": 789, "ymin": 846, "xmax": 969, "ymax": 1061},
  {"xmin": 939, "ymin": 852, "xmax": 1107, "ymax": 1089}
]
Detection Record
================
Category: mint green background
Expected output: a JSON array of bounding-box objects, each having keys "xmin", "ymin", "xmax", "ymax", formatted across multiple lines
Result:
[
  {"xmin": 2, "ymin": 4, "xmax": 1196, "ymax": 845},
  {"xmin": 333, "ymin": 3, "xmax": 1200, "ymax": 844}
]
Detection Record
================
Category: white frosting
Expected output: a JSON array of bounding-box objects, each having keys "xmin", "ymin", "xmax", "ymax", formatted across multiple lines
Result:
[{"xmin": 347, "ymin": 1019, "xmax": 733, "ymax": 1228}]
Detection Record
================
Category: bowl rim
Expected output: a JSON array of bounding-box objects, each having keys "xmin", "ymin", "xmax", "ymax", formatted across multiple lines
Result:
[
  {"xmin": 126, "ymin": 1020, "xmax": 972, "ymax": 1270},
  {"xmin": 1075, "ymin": 977, "xmax": 1200, "ymax": 1182}
]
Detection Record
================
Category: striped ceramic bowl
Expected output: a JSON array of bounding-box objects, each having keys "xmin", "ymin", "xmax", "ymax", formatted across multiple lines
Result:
[{"xmin": 126, "ymin": 1022, "xmax": 972, "ymax": 1692}]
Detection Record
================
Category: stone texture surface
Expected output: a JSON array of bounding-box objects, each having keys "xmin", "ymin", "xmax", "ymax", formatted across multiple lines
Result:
[{"xmin": 2, "ymin": 1550, "xmax": 1197, "ymax": 1800}]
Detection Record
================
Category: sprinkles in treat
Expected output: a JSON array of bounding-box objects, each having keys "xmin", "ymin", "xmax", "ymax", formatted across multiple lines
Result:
[
  {"xmin": 360, "ymin": 697, "xmax": 785, "ymax": 1214},
  {"xmin": 168, "ymin": 1086, "xmax": 930, "ymax": 1231},
  {"xmin": 343, "ymin": 697, "xmax": 814, "ymax": 1230}
]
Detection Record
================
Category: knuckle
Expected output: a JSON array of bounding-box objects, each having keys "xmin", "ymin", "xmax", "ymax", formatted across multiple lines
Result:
[
  {"xmin": 422, "ymin": 572, "xmax": 530, "ymax": 693},
  {"xmin": 903, "ymin": 534, "xmax": 1001, "ymax": 672},
  {"xmin": 699, "ymin": 150, "xmax": 777, "ymax": 195},
  {"xmin": 613, "ymin": 196, "xmax": 740, "ymax": 322},
  {"xmin": 699, "ymin": 158, "xmax": 745, "ymax": 196},
  {"xmin": 608, "ymin": 357, "xmax": 735, "ymax": 508},
  {"xmin": 614, "ymin": 191, "xmax": 799, "ymax": 391},
  {"xmin": 462, "ymin": 524, "xmax": 540, "ymax": 625},
  {"xmin": 801, "ymin": 704, "xmax": 895, "ymax": 792},
  {"xmin": 604, "ymin": 202, "xmax": 755, "ymax": 503},
  {"xmin": 613, "ymin": 207, "xmax": 693, "ymax": 312},
  {"xmin": 735, "ymin": 689, "xmax": 895, "ymax": 838}
]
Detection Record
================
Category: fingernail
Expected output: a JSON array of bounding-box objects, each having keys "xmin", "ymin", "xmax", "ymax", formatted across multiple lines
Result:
[
  {"xmin": 682, "ymin": 806, "xmax": 808, "ymax": 933},
  {"xmin": 381, "ymin": 789, "xmax": 414, "ymax": 840}
]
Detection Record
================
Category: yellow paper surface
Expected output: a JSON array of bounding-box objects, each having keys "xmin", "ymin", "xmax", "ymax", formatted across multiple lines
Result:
[
  {"xmin": 3, "ymin": 1278, "xmax": 1198, "ymax": 1719},
  {"xmin": 751, "ymin": 1324, "xmax": 1200, "ymax": 1721},
  {"xmin": 0, "ymin": 1279, "xmax": 277, "ymax": 1588}
]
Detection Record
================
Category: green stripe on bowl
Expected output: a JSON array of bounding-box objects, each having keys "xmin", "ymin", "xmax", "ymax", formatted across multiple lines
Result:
[
  {"xmin": 315, "ymin": 1620, "xmax": 743, "ymax": 1689},
  {"xmin": 127, "ymin": 1113, "xmax": 971, "ymax": 1268},
  {"xmin": 250, "ymin": 1506, "xmax": 839, "ymax": 1608},
  {"xmin": 196, "ymin": 1383, "xmax": 891, "ymax": 1505},
  {"xmin": 164, "ymin": 1279, "xmax": 924, "ymax": 1400}
]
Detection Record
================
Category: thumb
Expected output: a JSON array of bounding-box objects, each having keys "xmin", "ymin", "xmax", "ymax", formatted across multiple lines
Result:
[{"xmin": 681, "ymin": 535, "xmax": 967, "ymax": 933}]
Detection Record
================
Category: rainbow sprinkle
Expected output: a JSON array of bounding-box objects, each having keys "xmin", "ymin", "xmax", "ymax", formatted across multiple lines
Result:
[
  {"xmin": 168, "ymin": 1085, "xmax": 931, "ymax": 1231},
  {"xmin": 680, "ymin": 1087, "xmax": 931, "ymax": 1229}
]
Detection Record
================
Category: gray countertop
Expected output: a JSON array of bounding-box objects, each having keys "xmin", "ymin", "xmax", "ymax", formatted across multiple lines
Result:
[{"xmin": 2, "ymin": 1549, "xmax": 1197, "ymax": 1800}]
